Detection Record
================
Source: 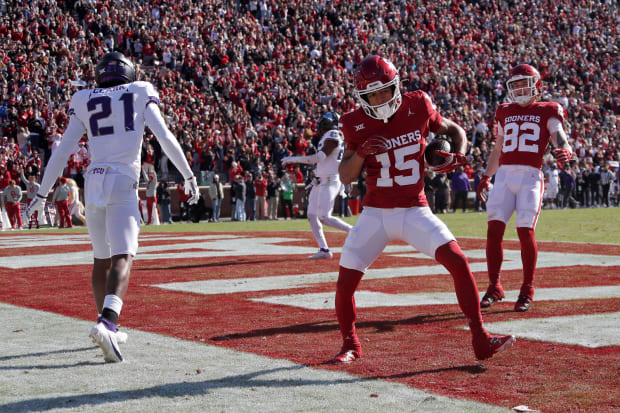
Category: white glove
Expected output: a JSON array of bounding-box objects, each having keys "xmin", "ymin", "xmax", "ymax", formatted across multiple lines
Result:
[
  {"xmin": 26, "ymin": 194, "xmax": 46, "ymax": 219},
  {"xmin": 184, "ymin": 176, "xmax": 200, "ymax": 205},
  {"xmin": 281, "ymin": 156, "xmax": 296, "ymax": 166}
]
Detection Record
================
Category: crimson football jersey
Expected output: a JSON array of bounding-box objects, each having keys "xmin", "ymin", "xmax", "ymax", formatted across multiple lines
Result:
[
  {"xmin": 340, "ymin": 91, "xmax": 442, "ymax": 208},
  {"xmin": 495, "ymin": 101, "xmax": 566, "ymax": 170}
]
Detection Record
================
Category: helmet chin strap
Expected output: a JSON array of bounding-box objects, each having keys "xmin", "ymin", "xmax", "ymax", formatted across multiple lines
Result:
[{"xmin": 374, "ymin": 103, "xmax": 393, "ymax": 122}]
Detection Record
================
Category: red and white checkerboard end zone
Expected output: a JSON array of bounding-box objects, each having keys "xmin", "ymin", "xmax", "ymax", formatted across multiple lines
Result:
[{"xmin": 0, "ymin": 227, "xmax": 618, "ymax": 413}]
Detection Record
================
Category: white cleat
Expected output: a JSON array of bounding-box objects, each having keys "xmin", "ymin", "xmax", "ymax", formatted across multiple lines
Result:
[
  {"xmin": 89, "ymin": 322, "xmax": 123, "ymax": 362},
  {"xmin": 115, "ymin": 330, "xmax": 128, "ymax": 344},
  {"xmin": 309, "ymin": 249, "xmax": 333, "ymax": 259}
]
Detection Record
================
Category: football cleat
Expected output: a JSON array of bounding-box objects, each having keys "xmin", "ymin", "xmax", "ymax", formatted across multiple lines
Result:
[
  {"xmin": 332, "ymin": 339, "xmax": 362, "ymax": 363},
  {"xmin": 480, "ymin": 285, "xmax": 505, "ymax": 308},
  {"xmin": 473, "ymin": 334, "xmax": 516, "ymax": 360},
  {"xmin": 333, "ymin": 349, "xmax": 361, "ymax": 363},
  {"xmin": 309, "ymin": 249, "xmax": 333, "ymax": 259},
  {"xmin": 89, "ymin": 322, "xmax": 123, "ymax": 362},
  {"xmin": 115, "ymin": 330, "xmax": 128, "ymax": 344},
  {"xmin": 514, "ymin": 295, "xmax": 532, "ymax": 312}
]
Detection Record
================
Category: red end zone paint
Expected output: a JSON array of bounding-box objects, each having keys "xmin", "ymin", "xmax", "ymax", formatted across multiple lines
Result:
[{"xmin": 1, "ymin": 231, "xmax": 618, "ymax": 413}]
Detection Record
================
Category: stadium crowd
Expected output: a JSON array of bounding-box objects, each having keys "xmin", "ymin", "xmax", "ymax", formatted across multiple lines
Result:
[{"xmin": 0, "ymin": 0, "xmax": 618, "ymax": 222}]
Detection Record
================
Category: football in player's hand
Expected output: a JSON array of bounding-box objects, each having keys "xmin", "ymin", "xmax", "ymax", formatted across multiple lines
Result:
[{"xmin": 424, "ymin": 139, "xmax": 452, "ymax": 167}]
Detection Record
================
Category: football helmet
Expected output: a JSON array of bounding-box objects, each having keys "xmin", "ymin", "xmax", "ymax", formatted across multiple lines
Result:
[
  {"xmin": 317, "ymin": 111, "xmax": 340, "ymax": 136},
  {"xmin": 506, "ymin": 64, "xmax": 541, "ymax": 105},
  {"xmin": 354, "ymin": 55, "xmax": 402, "ymax": 122},
  {"xmin": 95, "ymin": 52, "xmax": 136, "ymax": 88}
]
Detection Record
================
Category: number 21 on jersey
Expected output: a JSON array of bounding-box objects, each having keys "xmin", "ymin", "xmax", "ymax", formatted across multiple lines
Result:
[{"xmin": 87, "ymin": 93, "xmax": 135, "ymax": 137}]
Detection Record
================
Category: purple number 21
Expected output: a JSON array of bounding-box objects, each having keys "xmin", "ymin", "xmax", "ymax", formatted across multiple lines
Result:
[{"xmin": 87, "ymin": 93, "xmax": 135, "ymax": 137}]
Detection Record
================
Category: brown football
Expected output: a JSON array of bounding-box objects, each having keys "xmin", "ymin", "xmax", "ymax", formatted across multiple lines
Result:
[{"xmin": 424, "ymin": 139, "xmax": 451, "ymax": 166}]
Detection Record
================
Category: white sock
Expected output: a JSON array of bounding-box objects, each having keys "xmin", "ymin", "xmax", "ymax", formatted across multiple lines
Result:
[{"xmin": 103, "ymin": 294, "xmax": 123, "ymax": 317}]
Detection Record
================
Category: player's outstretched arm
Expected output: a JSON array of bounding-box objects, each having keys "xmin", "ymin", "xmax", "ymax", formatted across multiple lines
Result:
[
  {"xmin": 145, "ymin": 104, "xmax": 193, "ymax": 179},
  {"xmin": 145, "ymin": 103, "xmax": 199, "ymax": 204},
  {"xmin": 38, "ymin": 116, "xmax": 85, "ymax": 197}
]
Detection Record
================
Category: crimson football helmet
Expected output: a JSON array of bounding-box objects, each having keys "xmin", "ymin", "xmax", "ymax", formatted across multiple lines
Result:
[
  {"xmin": 506, "ymin": 64, "xmax": 541, "ymax": 105},
  {"xmin": 354, "ymin": 55, "xmax": 402, "ymax": 122}
]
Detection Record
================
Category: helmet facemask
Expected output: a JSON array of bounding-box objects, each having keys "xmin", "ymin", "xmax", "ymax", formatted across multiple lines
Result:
[
  {"xmin": 507, "ymin": 75, "xmax": 540, "ymax": 106},
  {"xmin": 355, "ymin": 76, "xmax": 402, "ymax": 123}
]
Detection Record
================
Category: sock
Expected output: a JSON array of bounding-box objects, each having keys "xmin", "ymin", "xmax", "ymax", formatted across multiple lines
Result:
[
  {"xmin": 335, "ymin": 266, "xmax": 364, "ymax": 343},
  {"xmin": 102, "ymin": 294, "xmax": 123, "ymax": 325},
  {"xmin": 435, "ymin": 241, "xmax": 485, "ymax": 337},
  {"xmin": 517, "ymin": 227, "xmax": 537, "ymax": 298},
  {"xmin": 486, "ymin": 220, "xmax": 506, "ymax": 286},
  {"xmin": 98, "ymin": 315, "xmax": 117, "ymax": 332}
]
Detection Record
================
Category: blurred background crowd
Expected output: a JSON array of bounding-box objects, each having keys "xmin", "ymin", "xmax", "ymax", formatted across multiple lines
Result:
[{"xmin": 0, "ymin": 0, "xmax": 618, "ymax": 222}]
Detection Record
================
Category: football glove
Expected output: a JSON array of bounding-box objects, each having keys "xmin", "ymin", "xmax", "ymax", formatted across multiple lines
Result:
[
  {"xmin": 553, "ymin": 148, "xmax": 572, "ymax": 163},
  {"xmin": 477, "ymin": 174, "xmax": 491, "ymax": 203},
  {"xmin": 356, "ymin": 136, "xmax": 390, "ymax": 158},
  {"xmin": 26, "ymin": 194, "xmax": 46, "ymax": 220},
  {"xmin": 430, "ymin": 151, "xmax": 467, "ymax": 174},
  {"xmin": 184, "ymin": 176, "xmax": 200, "ymax": 205},
  {"xmin": 281, "ymin": 156, "xmax": 295, "ymax": 166}
]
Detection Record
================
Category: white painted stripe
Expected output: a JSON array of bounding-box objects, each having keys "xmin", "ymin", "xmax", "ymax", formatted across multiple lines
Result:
[
  {"xmin": 484, "ymin": 312, "xmax": 620, "ymax": 348},
  {"xmin": 154, "ymin": 249, "xmax": 620, "ymax": 295},
  {"xmin": 0, "ymin": 303, "xmax": 510, "ymax": 413},
  {"xmin": 250, "ymin": 285, "xmax": 620, "ymax": 310},
  {"xmin": 0, "ymin": 236, "xmax": 412, "ymax": 269}
]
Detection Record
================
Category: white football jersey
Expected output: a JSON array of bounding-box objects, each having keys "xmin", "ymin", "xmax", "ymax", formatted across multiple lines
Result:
[
  {"xmin": 68, "ymin": 81, "xmax": 159, "ymax": 180},
  {"xmin": 38, "ymin": 80, "xmax": 192, "ymax": 196},
  {"xmin": 315, "ymin": 129, "xmax": 345, "ymax": 177}
]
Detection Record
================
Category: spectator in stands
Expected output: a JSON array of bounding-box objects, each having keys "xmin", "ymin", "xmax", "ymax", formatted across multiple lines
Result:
[
  {"xmin": 52, "ymin": 177, "xmax": 72, "ymax": 229},
  {"xmin": 208, "ymin": 174, "xmax": 224, "ymax": 222},
  {"xmin": 156, "ymin": 181, "xmax": 173, "ymax": 224},
  {"xmin": 266, "ymin": 172, "xmax": 280, "ymax": 220},
  {"xmin": 232, "ymin": 174, "xmax": 246, "ymax": 222},
  {"xmin": 451, "ymin": 167, "xmax": 471, "ymax": 213},
  {"xmin": 2, "ymin": 179, "xmax": 22, "ymax": 229},
  {"xmin": 244, "ymin": 172, "xmax": 256, "ymax": 221},
  {"xmin": 254, "ymin": 172, "xmax": 267, "ymax": 220},
  {"xmin": 600, "ymin": 163, "xmax": 615, "ymax": 207},
  {"xmin": 280, "ymin": 172, "xmax": 294, "ymax": 220},
  {"xmin": 142, "ymin": 170, "xmax": 158, "ymax": 225},
  {"xmin": 0, "ymin": 0, "xmax": 617, "ymax": 223},
  {"xmin": 176, "ymin": 181, "xmax": 190, "ymax": 222}
]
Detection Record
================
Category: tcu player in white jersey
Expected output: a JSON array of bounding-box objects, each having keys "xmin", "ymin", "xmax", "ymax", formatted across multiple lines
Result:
[
  {"xmin": 27, "ymin": 52, "xmax": 199, "ymax": 362},
  {"xmin": 477, "ymin": 64, "xmax": 572, "ymax": 312},
  {"xmin": 282, "ymin": 112, "xmax": 352, "ymax": 258}
]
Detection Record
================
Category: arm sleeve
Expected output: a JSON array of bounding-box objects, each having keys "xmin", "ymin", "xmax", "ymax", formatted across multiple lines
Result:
[
  {"xmin": 547, "ymin": 117, "xmax": 564, "ymax": 134},
  {"xmin": 144, "ymin": 103, "xmax": 194, "ymax": 180},
  {"xmin": 38, "ymin": 116, "xmax": 85, "ymax": 196},
  {"xmin": 289, "ymin": 152, "xmax": 326, "ymax": 164}
]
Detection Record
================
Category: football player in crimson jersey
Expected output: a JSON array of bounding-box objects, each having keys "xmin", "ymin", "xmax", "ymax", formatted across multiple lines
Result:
[
  {"xmin": 477, "ymin": 64, "xmax": 573, "ymax": 312},
  {"xmin": 26, "ymin": 52, "xmax": 200, "ymax": 362},
  {"xmin": 334, "ymin": 55, "xmax": 515, "ymax": 363}
]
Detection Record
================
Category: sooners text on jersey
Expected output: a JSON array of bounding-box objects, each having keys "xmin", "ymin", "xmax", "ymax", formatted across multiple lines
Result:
[
  {"xmin": 496, "ymin": 101, "xmax": 566, "ymax": 170},
  {"xmin": 340, "ymin": 91, "xmax": 442, "ymax": 208}
]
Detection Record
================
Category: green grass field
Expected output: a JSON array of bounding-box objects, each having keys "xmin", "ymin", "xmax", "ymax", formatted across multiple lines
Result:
[
  {"xmin": 24, "ymin": 207, "xmax": 618, "ymax": 244},
  {"xmin": 139, "ymin": 207, "xmax": 620, "ymax": 244}
]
